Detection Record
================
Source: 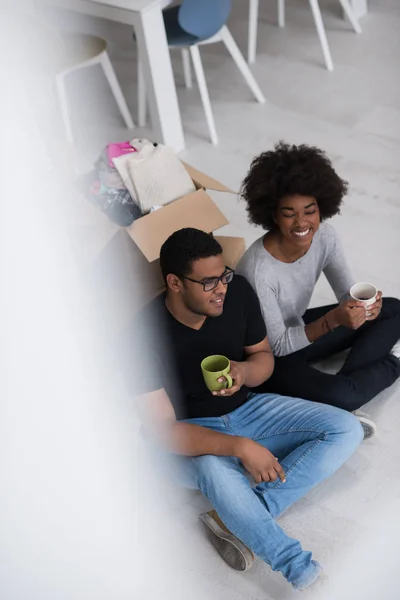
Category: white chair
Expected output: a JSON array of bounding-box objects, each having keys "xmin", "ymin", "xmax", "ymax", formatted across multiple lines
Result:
[
  {"xmin": 247, "ymin": 0, "xmax": 362, "ymax": 71},
  {"xmin": 56, "ymin": 34, "xmax": 134, "ymax": 145},
  {"xmin": 137, "ymin": 0, "xmax": 265, "ymax": 145}
]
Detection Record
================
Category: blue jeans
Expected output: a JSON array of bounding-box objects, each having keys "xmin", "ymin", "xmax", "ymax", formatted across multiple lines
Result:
[{"xmin": 154, "ymin": 393, "xmax": 363, "ymax": 590}]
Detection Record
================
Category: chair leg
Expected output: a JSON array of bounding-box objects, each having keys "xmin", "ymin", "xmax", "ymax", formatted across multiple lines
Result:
[
  {"xmin": 308, "ymin": 0, "xmax": 334, "ymax": 71},
  {"xmin": 248, "ymin": 0, "xmax": 259, "ymax": 64},
  {"xmin": 181, "ymin": 48, "xmax": 193, "ymax": 88},
  {"xmin": 100, "ymin": 51, "xmax": 135, "ymax": 129},
  {"xmin": 339, "ymin": 0, "xmax": 362, "ymax": 33},
  {"xmin": 220, "ymin": 27, "xmax": 265, "ymax": 104},
  {"xmin": 56, "ymin": 73, "xmax": 74, "ymax": 145},
  {"xmin": 137, "ymin": 53, "xmax": 147, "ymax": 127},
  {"xmin": 277, "ymin": 0, "xmax": 285, "ymax": 28},
  {"xmin": 189, "ymin": 45, "xmax": 218, "ymax": 145}
]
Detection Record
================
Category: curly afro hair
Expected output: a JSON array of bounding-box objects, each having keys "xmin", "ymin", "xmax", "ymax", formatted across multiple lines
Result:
[{"xmin": 241, "ymin": 142, "xmax": 348, "ymax": 231}]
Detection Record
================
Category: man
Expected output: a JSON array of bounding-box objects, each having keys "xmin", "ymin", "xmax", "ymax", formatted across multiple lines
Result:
[{"xmin": 124, "ymin": 228, "xmax": 363, "ymax": 592}]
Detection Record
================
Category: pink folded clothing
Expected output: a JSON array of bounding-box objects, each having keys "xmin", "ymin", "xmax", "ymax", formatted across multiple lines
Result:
[{"xmin": 107, "ymin": 141, "xmax": 136, "ymax": 167}]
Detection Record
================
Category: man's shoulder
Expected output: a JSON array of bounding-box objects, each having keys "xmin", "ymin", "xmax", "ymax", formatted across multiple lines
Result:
[
  {"xmin": 227, "ymin": 273, "xmax": 256, "ymax": 301},
  {"xmin": 130, "ymin": 293, "xmax": 167, "ymax": 339},
  {"xmin": 136, "ymin": 292, "xmax": 166, "ymax": 319},
  {"xmin": 231, "ymin": 272, "xmax": 251, "ymax": 289}
]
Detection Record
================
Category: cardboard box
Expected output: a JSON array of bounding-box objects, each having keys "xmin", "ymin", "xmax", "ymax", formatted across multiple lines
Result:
[
  {"xmin": 83, "ymin": 162, "xmax": 246, "ymax": 334},
  {"xmin": 125, "ymin": 161, "xmax": 235, "ymax": 263}
]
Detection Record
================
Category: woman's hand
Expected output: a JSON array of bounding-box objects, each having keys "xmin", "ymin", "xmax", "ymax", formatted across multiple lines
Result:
[
  {"xmin": 329, "ymin": 300, "xmax": 367, "ymax": 330},
  {"xmin": 365, "ymin": 291, "xmax": 382, "ymax": 321}
]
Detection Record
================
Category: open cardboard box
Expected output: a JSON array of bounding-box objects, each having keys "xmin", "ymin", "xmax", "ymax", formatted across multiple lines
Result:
[
  {"xmin": 88, "ymin": 162, "xmax": 246, "ymax": 333},
  {"xmin": 125, "ymin": 161, "xmax": 238, "ymax": 263}
]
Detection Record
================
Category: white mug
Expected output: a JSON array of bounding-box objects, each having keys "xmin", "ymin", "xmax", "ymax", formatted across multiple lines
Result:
[{"xmin": 349, "ymin": 282, "xmax": 377, "ymax": 307}]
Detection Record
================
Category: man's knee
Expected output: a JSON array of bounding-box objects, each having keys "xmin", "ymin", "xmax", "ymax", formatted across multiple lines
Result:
[
  {"xmin": 333, "ymin": 407, "xmax": 363, "ymax": 440},
  {"xmin": 317, "ymin": 405, "xmax": 363, "ymax": 458}
]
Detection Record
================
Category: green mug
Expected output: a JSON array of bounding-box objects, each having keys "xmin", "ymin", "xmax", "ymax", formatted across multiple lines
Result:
[{"xmin": 201, "ymin": 355, "xmax": 233, "ymax": 392}]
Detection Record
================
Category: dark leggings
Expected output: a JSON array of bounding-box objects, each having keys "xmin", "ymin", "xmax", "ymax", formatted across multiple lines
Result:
[{"xmin": 258, "ymin": 297, "xmax": 400, "ymax": 412}]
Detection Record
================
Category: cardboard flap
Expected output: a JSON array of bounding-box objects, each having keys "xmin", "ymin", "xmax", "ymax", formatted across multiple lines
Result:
[
  {"xmin": 214, "ymin": 236, "xmax": 246, "ymax": 269},
  {"xmin": 181, "ymin": 161, "xmax": 235, "ymax": 194},
  {"xmin": 126, "ymin": 189, "xmax": 228, "ymax": 262}
]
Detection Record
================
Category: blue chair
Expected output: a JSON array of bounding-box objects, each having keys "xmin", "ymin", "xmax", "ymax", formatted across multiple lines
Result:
[{"xmin": 137, "ymin": 0, "xmax": 265, "ymax": 145}]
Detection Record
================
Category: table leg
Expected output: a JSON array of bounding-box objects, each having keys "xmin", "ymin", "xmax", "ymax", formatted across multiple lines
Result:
[{"xmin": 134, "ymin": 6, "xmax": 184, "ymax": 153}]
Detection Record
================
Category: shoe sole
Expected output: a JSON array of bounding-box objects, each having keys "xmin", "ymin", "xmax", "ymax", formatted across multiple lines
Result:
[
  {"xmin": 355, "ymin": 415, "xmax": 377, "ymax": 440},
  {"xmin": 199, "ymin": 513, "xmax": 254, "ymax": 572}
]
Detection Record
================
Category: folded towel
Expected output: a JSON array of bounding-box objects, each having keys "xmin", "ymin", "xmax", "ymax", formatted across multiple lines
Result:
[{"xmin": 113, "ymin": 140, "xmax": 195, "ymax": 213}]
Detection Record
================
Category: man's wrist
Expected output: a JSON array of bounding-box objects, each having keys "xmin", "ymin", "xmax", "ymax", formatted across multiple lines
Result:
[
  {"xmin": 232, "ymin": 436, "xmax": 250, "ymax": 460},
  {"xmin": 240, "ymin": 361, "xmax": 251, "ymax": 386}
]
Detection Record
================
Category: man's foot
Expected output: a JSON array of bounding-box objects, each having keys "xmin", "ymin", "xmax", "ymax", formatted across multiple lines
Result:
[
  {"xmin": 199, "ymin": 510, "xmax": 254, "ymax": 571},
  {"xmin": 352, "ymin": 410, "xmax": 376, "ymax": 440},
  {"xmin": 390, "ymin": 338, "xmax": 400, "ymax": 360}
]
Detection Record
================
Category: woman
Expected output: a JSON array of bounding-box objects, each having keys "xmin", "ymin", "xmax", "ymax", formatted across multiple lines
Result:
[{"xmin": 237, "ymin": 142, "xmax": 400, "ymax": 438}]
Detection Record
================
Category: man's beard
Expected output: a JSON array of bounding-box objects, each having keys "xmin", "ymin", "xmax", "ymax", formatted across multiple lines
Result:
[{"xmin": 182, "ymin": 295, "xmax": 221, "ymax": 318}]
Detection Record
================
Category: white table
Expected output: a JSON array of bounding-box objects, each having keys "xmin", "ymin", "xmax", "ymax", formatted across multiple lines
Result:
[{"xmin": 50, "ymin": 0, "xmax": 185, "ymax": 152}]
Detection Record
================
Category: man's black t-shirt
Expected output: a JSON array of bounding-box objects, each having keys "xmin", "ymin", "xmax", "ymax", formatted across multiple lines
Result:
[{"xmin": 124, "ymin": 275, "xmax": 266, "ymax": 420}]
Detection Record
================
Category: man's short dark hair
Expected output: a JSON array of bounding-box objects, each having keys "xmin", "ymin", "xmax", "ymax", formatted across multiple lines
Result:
[
  {"xmin": 160, "ymin": 228, "xmax": 223, "ymax": 282},
  {"xmin": 241, "ymin": 141, "xmax": 348, "ymax": 231}
]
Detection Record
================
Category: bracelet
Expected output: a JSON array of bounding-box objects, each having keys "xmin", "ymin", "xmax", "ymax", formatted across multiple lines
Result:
[{"xmin": 324, "ymin": 313, "xmax": 333, "ymax": 332}]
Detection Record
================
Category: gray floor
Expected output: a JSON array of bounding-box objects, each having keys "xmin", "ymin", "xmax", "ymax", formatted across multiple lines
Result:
[{"xmin": 58, "ymin": 1, "xmax": 400, "ymax": 598}]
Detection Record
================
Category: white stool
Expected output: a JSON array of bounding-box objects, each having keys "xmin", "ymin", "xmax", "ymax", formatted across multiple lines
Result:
[{"xmin": 56, "ymin": 34, "xmax": 134, "ymax": 145}]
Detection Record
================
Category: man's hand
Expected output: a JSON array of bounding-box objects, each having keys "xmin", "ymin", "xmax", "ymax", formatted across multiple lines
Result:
[
  {"xmin": 365, "ymin": 291, "xmax": 382, "ymax": 321},
  {"xmin": 236, "ymin": 437, "xmax": 286, "ymax": 484},
  {"xmin": 212, "ymin": 360, "xmax": 247, "ymax": 397},
  {"xmin": 330, "ymin": 299, "xmax": 367, "ymax": 330}
]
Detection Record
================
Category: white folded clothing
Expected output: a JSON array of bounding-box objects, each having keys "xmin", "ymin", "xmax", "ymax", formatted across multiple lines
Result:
[{"xmin": 113, "ymin": 141, "xmax": 195, "ymax": 213}]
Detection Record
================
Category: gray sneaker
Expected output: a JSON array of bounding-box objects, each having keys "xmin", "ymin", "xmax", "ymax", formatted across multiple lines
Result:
[
  {"xmin": 199, "ymin": 510, "xmax": 254, "ymax": 571},
  {"xmin": 353, "ymin": 410, "xmax": 377, "ymax": 440}
]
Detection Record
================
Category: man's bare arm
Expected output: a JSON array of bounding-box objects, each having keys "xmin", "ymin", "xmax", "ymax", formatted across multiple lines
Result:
[{"xmin": 136, "ymin": 387, "xmax": 285, "ymax": 483}]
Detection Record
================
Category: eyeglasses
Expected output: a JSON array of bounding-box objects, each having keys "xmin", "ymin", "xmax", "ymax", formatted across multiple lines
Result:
[{"xmin": 182, "ymin": 267, "xmax": 234, "ymax": 292}]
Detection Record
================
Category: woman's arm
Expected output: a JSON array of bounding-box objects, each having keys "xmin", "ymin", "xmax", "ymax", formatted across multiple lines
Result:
[
  {"xmin": 256, "ymin": 283, "xmax": 311, "ymax": 356},
  {"xmin": 305, "ymin": 226, "xmax": 365, "ymax": 339},
  {"xmin": 255, "ymin": 257, "xmax": 365, "ymax": 353},
  {"xmin": 323, "ymin": 226, "xmax": 355, "ymax": 302}
]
